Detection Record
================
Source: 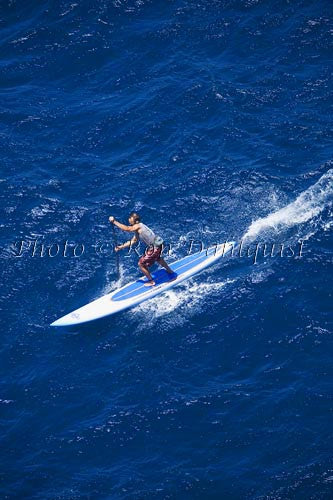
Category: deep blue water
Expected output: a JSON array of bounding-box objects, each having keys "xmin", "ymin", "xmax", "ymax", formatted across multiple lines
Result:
[{"xmin": 1, "ymin": 0, "xmax": 332, "ymax": 498}]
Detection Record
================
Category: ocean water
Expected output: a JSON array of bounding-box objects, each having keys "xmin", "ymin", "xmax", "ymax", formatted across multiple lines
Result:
[{"xmin": 1, "ymin": 0, "xmax": 332, "ymax": 498}]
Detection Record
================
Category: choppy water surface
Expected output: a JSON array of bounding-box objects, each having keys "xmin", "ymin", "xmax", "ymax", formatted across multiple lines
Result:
[{"xmin": 1, "ymin": 1, "xmax": 332, "ymax": 498}]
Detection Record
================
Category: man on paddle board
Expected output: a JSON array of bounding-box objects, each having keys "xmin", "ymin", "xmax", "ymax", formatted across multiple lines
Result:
[{"xmin": 109, "ymin": 212, "xmax": 176, "ymax": 287}]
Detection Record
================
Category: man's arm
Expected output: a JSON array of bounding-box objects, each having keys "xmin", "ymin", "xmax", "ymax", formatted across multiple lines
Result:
[
  {"xmin": 116, "ymin": 234, "xmax": 138, "ymax": 252},
  {"xmin": 109, "ymin": 216, "xmax": 140, "ymax": 233}
]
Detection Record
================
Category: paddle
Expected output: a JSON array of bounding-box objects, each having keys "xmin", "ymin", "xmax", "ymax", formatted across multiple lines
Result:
[{"xmin": 111, "ymin": 218, "xmax": 120, "ymax": 280}]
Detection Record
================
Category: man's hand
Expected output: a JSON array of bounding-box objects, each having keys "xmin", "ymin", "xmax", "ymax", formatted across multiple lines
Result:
[
  {"xmin": 115, "ymin": 245, "xmax": 122, "ymax": 252},
  {"xmin": 109, "ymin": 216, "xmax": 115, "ymax": 223}
]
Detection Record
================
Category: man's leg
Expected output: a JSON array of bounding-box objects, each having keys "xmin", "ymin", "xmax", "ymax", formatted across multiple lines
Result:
[
  {"xmin": 157, "ymin": 257, "xmax": 174, "ymax": 274},
  {"xmin": 139, "ymin": 262, "xmax": 155, "ymax": 286}
]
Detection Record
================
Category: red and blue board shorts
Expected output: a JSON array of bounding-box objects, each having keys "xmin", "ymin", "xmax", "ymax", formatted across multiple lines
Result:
[{"xmin": 138, "ymin": 245, "xmax": 162, "ymax": 267}]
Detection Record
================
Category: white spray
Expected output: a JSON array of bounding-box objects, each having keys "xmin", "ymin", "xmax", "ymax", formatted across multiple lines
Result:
[{"xmin": 243, "ymin": 169, "xmax": 333, "ymax": 241}]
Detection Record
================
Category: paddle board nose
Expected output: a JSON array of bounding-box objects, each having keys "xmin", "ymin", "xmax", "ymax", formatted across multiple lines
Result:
[{"xmin": 50, "ymin": 316, "xmax": 74, "ymax": 327}]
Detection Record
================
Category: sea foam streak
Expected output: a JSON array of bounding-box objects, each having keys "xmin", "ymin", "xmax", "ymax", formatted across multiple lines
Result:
[
  {"xmin": 243, "ymin": 169, "xmax": 333, "ymax": 241},
  {"xmin": 130, "ymin": 278, "xmax": 234, "ymax": 329}
]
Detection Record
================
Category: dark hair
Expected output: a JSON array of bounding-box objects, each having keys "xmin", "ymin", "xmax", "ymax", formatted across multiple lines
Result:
[{"xmin": 129, "ymin": 212, "xmax": 140, "ymax": 223}]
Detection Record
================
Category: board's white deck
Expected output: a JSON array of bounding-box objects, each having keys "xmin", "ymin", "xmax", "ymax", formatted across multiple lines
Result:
[{"xmin": 50, "ymin": 242, "xmax": 234, "ymax": 327}]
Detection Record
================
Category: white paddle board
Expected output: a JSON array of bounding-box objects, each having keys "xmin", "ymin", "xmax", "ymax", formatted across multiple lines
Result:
[{"xmin": 50, "ymin": 242, "xmax": 234, "ymax": 327}]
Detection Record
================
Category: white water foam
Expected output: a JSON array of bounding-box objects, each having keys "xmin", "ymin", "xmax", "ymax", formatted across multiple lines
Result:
[
  {"xmin": 100, "ymin": 261, "xmax": 127, "ymax": 297},
  {"xmin": 130, "ymin": 278, "xmax": 235, "ymax": 332},
  {"xmin": 243, "ymin": 169, "xmax": 333, "ymax": 241}
]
